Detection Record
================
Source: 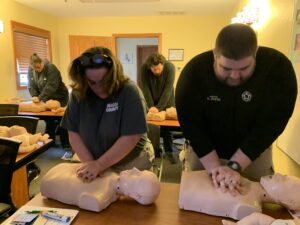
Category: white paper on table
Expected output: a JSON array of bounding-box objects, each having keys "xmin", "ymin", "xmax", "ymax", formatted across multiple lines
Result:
[{"xmin": 3, "ymin": 205, "xmax": 79, "ymax": 225}]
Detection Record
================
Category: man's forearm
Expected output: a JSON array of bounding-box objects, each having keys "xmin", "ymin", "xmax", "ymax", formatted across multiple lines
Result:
[
  {"xmin": 200, "ymin": 150, "xmax": 222, "ymax": 173},
  {"xmin": 230, "ymin": 148, "xmax": 252, "ymax": 171}
]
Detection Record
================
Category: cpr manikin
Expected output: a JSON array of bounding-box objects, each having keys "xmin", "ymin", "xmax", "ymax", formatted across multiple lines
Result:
[
  {"xmin": 222, "ymin": 212, "xmax": 300, "ymax": 225},
  {"xmin": 41, "ymin": 163, "xmax": 160, "ymax": 212},
  {"xmin": 179, "ymin": 171, "xmax": 300, "ymax": 220}
]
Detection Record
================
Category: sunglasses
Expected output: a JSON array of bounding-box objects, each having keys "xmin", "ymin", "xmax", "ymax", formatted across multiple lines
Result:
[{"xmin": 79, "ymin": 53, "xmax": 113, "ymax": 67}]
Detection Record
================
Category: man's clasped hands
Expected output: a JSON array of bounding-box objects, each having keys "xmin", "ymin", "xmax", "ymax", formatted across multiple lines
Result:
[{"xmin": 211, "ymin": 166, "xmax": 243, "ymax": 196}]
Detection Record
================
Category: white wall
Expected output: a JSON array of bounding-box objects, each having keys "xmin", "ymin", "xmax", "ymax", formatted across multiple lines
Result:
[
  {"xmin": 275, "ymin": 0, "xmax": 300, "ymax": 164},
  {"xmin": 116, "ymin": 37, "xmax": 158, "ymax": 82}
]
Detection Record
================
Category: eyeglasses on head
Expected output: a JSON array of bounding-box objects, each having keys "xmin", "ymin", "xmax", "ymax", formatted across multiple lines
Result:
[{"xmin": 79, "ymin": 53, "xmax": 112, "ymax": 67}]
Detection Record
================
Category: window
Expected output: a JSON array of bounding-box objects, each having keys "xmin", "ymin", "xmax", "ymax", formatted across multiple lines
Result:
[{"xmin": 11, "ymin": 21, "xmax": 52, "ymax": 90}]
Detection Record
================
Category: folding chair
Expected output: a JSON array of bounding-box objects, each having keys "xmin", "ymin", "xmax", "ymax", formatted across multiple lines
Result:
[{"xmin": 147, "ymin": 123, "xmax": 163, "ymax": 180}]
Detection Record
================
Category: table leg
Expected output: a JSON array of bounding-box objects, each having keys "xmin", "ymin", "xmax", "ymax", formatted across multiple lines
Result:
[{"xmin": 11, "ymin": 166, "xmax": 29, "ymax": 208}]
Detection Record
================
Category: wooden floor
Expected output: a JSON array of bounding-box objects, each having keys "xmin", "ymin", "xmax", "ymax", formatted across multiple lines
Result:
[{"xmin": 273, "ymin": 144, "xmax": 300, "ymax": 177}]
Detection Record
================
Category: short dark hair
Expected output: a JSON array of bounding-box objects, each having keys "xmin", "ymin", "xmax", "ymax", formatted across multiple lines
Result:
[
  {"xmin": 68, "ymin": 46, "xmax": 128, "ymax": 99},
  {"xmin": 215, "ymin": 23, "xmax": 258, "ymax": 60},
  {"xmin": 145, "ymin": 53, "xmax": 166, "ymax": 68}
]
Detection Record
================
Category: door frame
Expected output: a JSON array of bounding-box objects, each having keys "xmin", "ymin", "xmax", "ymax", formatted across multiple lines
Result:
[
  {"xmin": 136, "ymin": 45, "xmax": 158, "ymax": 87},
  {"xmin": 111, "ymin": 33, "xmax": 162, "ymax": 55}
]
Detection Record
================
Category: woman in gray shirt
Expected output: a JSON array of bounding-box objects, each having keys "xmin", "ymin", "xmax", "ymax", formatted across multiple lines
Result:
[{"xmin": 62, "ymin": 46, "xmax": 153, "ymax": 183}]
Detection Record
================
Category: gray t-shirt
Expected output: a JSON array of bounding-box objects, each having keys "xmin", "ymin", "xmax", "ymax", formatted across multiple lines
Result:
[{"xmin": 61, "ymin": 80, "xmax": 148, "ymax": 162}]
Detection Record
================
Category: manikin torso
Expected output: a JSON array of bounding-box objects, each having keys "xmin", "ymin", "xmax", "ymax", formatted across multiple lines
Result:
[
  {"xmin": 179, "ymin": 171, "xmax": 300, "ymax": 220},
  {"xmin": 179, "ymin": 171, "xmax": 267, "ymax": 220},
  {"xmin": 41, "ymin": 163, "xmax": 160, "ymax": 212}
]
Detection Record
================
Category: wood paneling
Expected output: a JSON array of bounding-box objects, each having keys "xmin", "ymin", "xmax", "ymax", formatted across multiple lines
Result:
[{"xmin": 69, "ymin": 35, "xmax": 113, "ymax": 60}]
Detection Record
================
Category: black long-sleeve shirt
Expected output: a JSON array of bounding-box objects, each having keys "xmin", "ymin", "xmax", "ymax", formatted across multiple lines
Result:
[
  {"xmin": 175, "ymin": 47, "xmax": 297, "ymax": 161},
  {"xmin": 140, "ymin": 61, "xmax": 175, "ymax": 111}
]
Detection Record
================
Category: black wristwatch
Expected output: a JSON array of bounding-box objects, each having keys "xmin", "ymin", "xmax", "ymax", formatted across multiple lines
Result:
[{"xmin": 227, "ymin": 160, "xmax": 242, "ymax": 172}]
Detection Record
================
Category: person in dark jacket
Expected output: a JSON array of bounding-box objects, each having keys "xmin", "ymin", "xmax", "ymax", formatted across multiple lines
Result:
[
  {"xmin": 175, "ymin": 24, "xmax": 297, "ymax": 195},
  {"xmin": 28, "ymin": 53, "xmax": 69, "ymax": 106},
  {"xmin": 140, "ymin": 53, "xmax": 177, "ymax": 163},
  {"xmin": 28, "ymin": 53, "xmax": 69, "ymax": 147}
]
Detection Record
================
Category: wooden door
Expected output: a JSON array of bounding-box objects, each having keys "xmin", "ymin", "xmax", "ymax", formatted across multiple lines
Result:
[
  {"xmin": 136, "ymin": 45, "xmax": 158, "ymax": 87},
  {"xmin": 69, "ymin": 35, "xmax": 113, "ymax": 61}
]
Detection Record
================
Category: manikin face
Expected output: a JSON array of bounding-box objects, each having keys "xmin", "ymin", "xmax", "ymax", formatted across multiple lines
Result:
[
  {"xmin": 150, "ymin": 63, "xmax": 164, "ymax": 76},
  {"xmin": 213, "ymin": 54, "xmax": 256, "ymax": 87},
  {"xmin": 85, "ymin": 67, "xmax": 108, "ymax": 97},
  {"xmin": 260, "ymin": 173, "xmax": 300, "ymax": 210},
  {"xmin": 33, "ymin": 62, "xmax": 44, "ymax": 73},
  {"xmin": 118, "ymin": 168, "xmax": 160, "ymax": 205}
]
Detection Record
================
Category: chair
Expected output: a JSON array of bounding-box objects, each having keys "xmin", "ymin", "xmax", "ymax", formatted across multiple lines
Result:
[
  {"xmin": 0, "ymin": 116, "xmax": 39, "ymax": 134},
  {"xmin": 0, "ymin": 137, "xmax": 21, "ymax": 218},
  {"xmin": 0, "ymin": 104, "xmax": 19, "ymax": 116},
  {"xmin": 147, "ymin": 124, "xmax": 163, "ymax": 180},
  {"xmin": 147, "ymin": 123, "xmax": 161, "ymax": 158},
  {"xmin": 0, "ymin": 116, "xmax": 40, "ymax": 185}
]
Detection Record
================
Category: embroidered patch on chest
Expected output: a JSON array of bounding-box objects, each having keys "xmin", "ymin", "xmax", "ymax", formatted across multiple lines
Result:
[
  {"xmin": 241, "ymin": 91, "xmax": 252, "ymax": 102},
  {"xmin": 106, "ymin": 102, "xmax": 119, "ymax": 112}
]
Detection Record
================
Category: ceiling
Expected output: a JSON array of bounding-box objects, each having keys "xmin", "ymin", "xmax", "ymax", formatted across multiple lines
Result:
[{"xmin": 14, "ymin": 0, "xmax": 239, "ymax": 17}]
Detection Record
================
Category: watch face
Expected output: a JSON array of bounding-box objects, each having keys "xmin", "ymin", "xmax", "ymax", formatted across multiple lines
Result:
[
  {"xmin": 232, "ymin": 163, "xmax": 238, "ymax": 170},
  {"xmin": 227, "ymin": 161, "xmax": 241, "ymax": 172}
]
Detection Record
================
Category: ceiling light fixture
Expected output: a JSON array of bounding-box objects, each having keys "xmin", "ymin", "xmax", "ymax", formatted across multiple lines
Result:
[
  {"xmin": 231, "ymin": 0, "xmax": 270, "ymax": 31},
  {"xmin": 231, "ymin": 5, "xmax": 259, "ymax": 25},
  {"xmin": 0, "ymin": 20, "xmax": 4, "ymax": 33}
]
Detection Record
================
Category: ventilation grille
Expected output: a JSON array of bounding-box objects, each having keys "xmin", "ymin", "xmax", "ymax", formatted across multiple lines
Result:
[
  {"xmin": 158, "ymin": 11, "xmax": 185, "ymax": 15},
  {"xmin": 80, "ymin": 0, "xmax": 159, "ymax": 2}
]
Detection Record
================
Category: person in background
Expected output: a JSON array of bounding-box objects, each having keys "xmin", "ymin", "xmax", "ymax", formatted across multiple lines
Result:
[
  {"xmin": 175, "ymin": 23, "xmax": 297, "ymax": 195},
  {"xmin": 140, "ymin": 53, "xmax": 177, "ymax": 164},
  {"xmin": 61, "ymin": 46, "xmax": 154, "ymax": 183},
  {"xmin": 28, "ymin": 53, "xmax": 69, "ymax": 107},
  {"xmin": 28, "ymin": 53, "xmax": 70, "ymax": 148}
]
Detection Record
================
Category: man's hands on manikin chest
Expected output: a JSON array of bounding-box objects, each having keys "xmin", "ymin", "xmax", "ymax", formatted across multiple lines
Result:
[
  {"xmin": 201, "ymin": 149, "xmax": 251, "ymax": 196},
  {"xmin": 211, "ymin": 166, "xmax": 243, "ymax": 196}
]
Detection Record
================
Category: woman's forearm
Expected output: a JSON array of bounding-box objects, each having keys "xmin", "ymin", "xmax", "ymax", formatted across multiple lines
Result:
[
  {"xmin": 68, "ymin": 131, "xmax": 94, "ymax": 162},
  {"xmin": 96, "ymin": 134, "xmax": 142, "ymax": 171}
]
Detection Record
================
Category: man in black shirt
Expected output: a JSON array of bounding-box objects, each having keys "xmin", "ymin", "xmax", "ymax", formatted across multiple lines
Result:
[
  {"xmin": 176, "ymin": 24, "xmax": 297, "ymax": 195},
  {"xmin": 140, "ymin": 53, "xmax": 177, "ymax": 163}
]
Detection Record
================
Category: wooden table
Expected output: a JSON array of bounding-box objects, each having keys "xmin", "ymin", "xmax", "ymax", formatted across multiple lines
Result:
[
  {"xmin": 5, "ymin": 183, "xmax": 292, "ymax": 225},
  {"xmin": 12, "ymin": 140, "xmax": 53, "ymax": 208},
  {"xmin": 19, "ymin": 111, "xmax": 180, "ymax": 127},
  {"xmin": 18, "ymin": 111, "xmax": 64, "ymax": 118},
  {"xmin": 147, "ymin": 119, "xmax": 180, "ymax": 127}
]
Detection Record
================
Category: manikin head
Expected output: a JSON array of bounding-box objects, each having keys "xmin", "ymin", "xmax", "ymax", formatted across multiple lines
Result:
[
  {"xmin": 118, "ymin": 168, "xmax": 160, "ymax": 205},
  {"xmin": 260, "ymin": 173, "xmax": 300, "ymax": 210}
]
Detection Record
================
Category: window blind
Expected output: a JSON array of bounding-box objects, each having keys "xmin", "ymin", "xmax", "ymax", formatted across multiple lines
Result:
[{"xmin": 11, "ymin": 21, "xmax": 51, "ymax": 89}]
